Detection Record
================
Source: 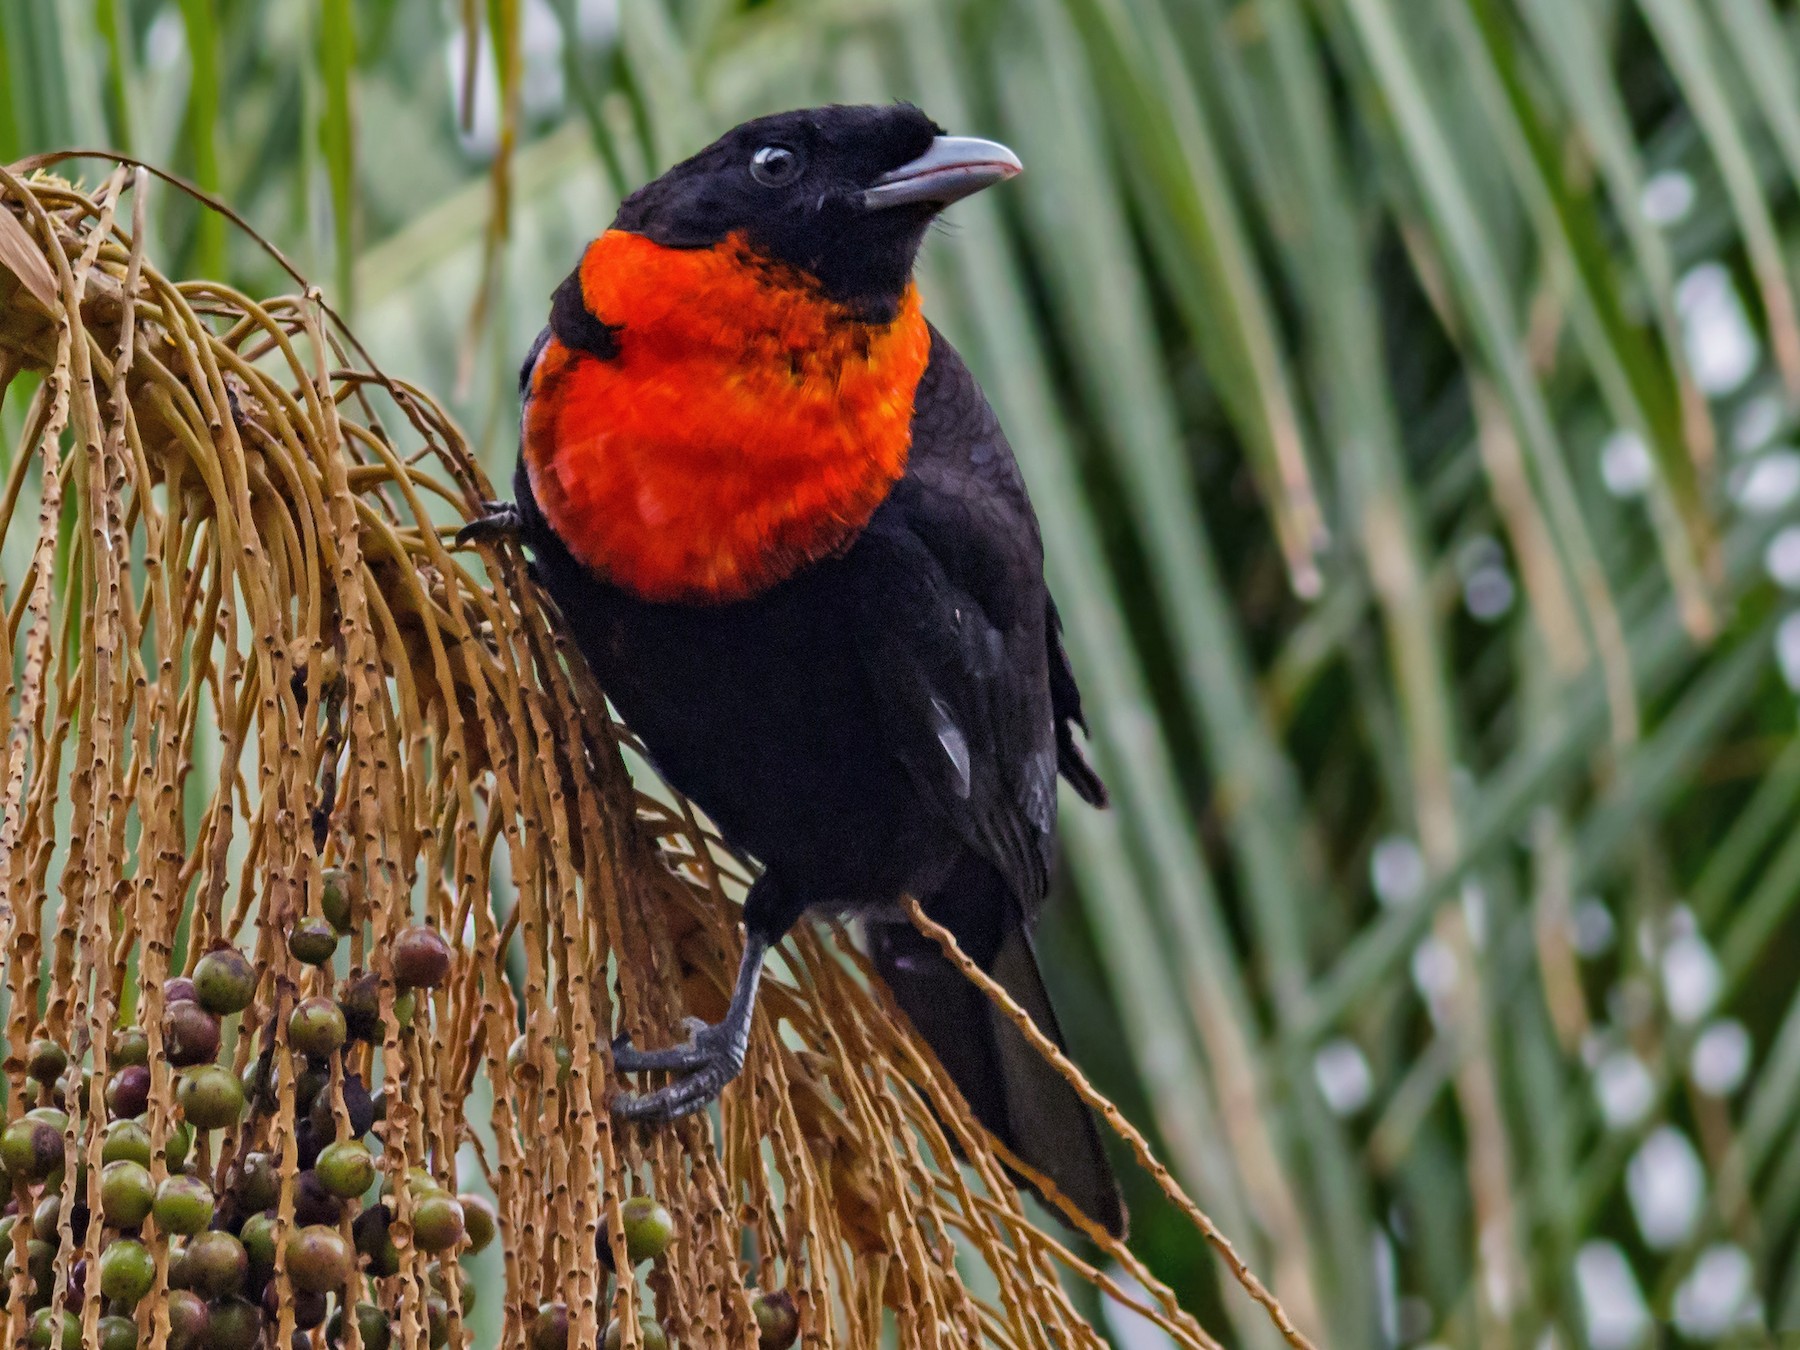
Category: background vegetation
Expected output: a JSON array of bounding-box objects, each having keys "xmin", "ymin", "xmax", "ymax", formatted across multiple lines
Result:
[{"xmin": 8, "ymin": 0, "xmax": 1800, "ymax": 1344}]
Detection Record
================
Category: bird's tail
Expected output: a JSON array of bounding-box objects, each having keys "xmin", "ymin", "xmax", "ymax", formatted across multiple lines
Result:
[{"xmin": 868, "ymin": 868, "xmax": 1126, "ymax": 1238}]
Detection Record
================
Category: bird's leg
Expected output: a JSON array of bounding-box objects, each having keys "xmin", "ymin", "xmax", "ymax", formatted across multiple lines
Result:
[
  {"xmin": 610, "ymin": 930, "xmax": 770, "ymax": 1123},
  {"xmin": 455, "ymin": 500, "xmax": 523, "ymax": 548}
]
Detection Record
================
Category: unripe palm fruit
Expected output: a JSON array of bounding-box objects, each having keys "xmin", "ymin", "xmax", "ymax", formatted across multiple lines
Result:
[
  {"xmin": 284, "ymin": 1224, "xmax": 352, "ymax": 1294},
  {"xmin": 315, "ymin": 1140, "xmax": 375, "ymax": 1198},
  {"xmin": 97, "ymin": 1238, "xmax": 155, "ymax": 1305},
  {"xmin": 24, "ymin": 1041, "xmax": 65, "ymax": 1086},
  {"xmin": 411, "ymin": 1192, "xmax": 465, "ymax": 1252},
  {"xmin": 621, "ymin": 1194, "xmax": 673, "ymax": 1264},
  {"xmin": 752, "ymin": 1290, "xmax": 800, "ymax": 1350},
  {"xmin": 288, "ymin": 921, "xmax": 338, "ymax": 968},
  {"xmin": 191, "ymin": 947, "xmax": 256, "ymax": 1016},
  {"xmin": 175, "ymin": 1065, "xmax": 243, "ymax": 1130},
  {"xmin": 531, "ymin": 1304, "xmax": 568, "ymax": 1350},
  {"xmin": 151, "ymin": 1174, "xmax": 215, "ymax": 1236},
  {"xmin": 99, "ymin": 1160, "xmax": 155, "ymax": 1227},
  {"xmin": 287, "ymin": 997, "xmax": 346, "ymax": 1060}
]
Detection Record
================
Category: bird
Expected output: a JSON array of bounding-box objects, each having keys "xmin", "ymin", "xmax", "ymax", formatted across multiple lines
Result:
[{"xmin": 460, "ymin": 102, "xmax": 1125, "ymax": 1237}]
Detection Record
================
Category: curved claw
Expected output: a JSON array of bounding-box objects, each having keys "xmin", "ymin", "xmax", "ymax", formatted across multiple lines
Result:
[
  {"xmin": 456, "ymin": 501, "xmax": 522, "ymax": 548},
  {"xmin": 610, "ymin": 1024, "xmax": 717, "ymax": 1074},
  {"xmin": 610, "ymin": 1063, "xmax": 735, "ymax": 1123},
  {"xmin": 608, "ymin": 1018, "xmax": 746, "ymax": 1124},
  {"xmin": 611, "ymin": 931, "xmax": 768, "ymax": 1127}
]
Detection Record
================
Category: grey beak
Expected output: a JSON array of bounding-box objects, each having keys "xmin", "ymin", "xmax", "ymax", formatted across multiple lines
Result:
[{"xmin": 861, "ymin": 136, "xmax": 1023, "ymax": 210}]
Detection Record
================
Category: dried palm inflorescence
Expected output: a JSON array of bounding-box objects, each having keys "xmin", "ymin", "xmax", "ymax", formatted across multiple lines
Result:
[{"xmin": 0, "ymin": 161, "xmax": 1305, "ymax": 1350}]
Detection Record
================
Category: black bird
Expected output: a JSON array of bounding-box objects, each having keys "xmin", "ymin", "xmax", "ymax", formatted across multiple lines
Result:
[{"xmin": 462, "ymin": 102, "xmax": 1124, "ymax": 1236}]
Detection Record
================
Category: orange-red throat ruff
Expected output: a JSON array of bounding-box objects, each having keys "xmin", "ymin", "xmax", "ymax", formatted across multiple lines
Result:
[{"xmin": 523, "ymin": 229, "xmax": 932, "ymax": 603}]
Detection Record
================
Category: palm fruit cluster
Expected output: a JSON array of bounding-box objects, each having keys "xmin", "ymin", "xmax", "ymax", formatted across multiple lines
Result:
[{"xmin": 0, "ymin": 888, "xmax": 486, "ymax": 1350}]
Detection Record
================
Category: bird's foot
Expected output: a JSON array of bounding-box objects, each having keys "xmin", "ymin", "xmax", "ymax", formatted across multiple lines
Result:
[
  {"xmin": 610, "ymin": 932, "xmax": 769, "ymax": 1126},
  {"xmin": 609, "ymin": 1018, "xmax": 746, "ymax": 1124},
  {"xmin": 455, "ymin": 500, "xmax": 522, "ymax": 548}
]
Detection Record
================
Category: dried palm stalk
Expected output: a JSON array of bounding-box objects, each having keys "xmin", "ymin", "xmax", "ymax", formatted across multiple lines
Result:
[{"xmin": 0, "ymin": 160, "xmax": 1306, "ymax": 1350}]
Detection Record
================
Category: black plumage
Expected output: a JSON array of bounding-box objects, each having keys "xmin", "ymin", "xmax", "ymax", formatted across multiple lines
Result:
[{"xmin": 476, "ymin": 104, "xmax": 1125, "ymax": 1237}]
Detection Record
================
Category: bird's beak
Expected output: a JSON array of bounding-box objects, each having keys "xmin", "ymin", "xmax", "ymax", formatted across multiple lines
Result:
[{"xmin": 861, "ymin": 136, "xmax": 1023, "ymax": 210}]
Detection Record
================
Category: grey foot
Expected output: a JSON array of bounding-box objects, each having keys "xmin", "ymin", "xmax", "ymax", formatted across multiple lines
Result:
[
  {"xmin": 609, "ymin": 1020, "xmax": 746, "ymax": 1123},
  {"xmin": 456, "ymin": 500, "xmax": 521, "ymax": 548},
  {"xmin": 610, "ymin": 932, "xmax": 770, "ymax": 1125}
]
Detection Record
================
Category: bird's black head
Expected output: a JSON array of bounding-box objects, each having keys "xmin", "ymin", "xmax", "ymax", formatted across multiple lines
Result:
[{"xmin": 611, "ymin": 104, "xmax": 1021, "ymax": 321}]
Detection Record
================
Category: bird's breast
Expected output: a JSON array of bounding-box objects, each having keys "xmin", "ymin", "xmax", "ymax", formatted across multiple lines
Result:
[{"xmin": 523, "ymin": 230, "xmax": 931, "ymax": 604}]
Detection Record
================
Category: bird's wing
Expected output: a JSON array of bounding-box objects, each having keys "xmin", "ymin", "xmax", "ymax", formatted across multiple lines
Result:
[
  {"xmin": 1046, "ymin": 596, "xmax": 1106, "ymax": 807},
  {"xmin": 853, "ymin": 331, "xmax": 1062, "ymax": 909}
]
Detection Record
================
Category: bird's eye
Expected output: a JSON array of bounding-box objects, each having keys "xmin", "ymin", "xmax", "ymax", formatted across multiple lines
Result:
[{"xmin": 749, "ymin": 145, "xmax": 802, "ymax": 187}]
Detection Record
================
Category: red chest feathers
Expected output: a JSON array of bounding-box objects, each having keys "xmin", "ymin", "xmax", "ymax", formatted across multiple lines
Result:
[{"xmin": 522, "ymin": 230, "xmax": 932, "ymax": 604}]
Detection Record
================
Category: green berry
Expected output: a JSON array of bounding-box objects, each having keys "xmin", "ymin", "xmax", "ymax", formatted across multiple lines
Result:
[
  {"xmin": 508, "ymin": 1034, "xmax": 573, "ymax": 1085},
  {"xmin": 176, "ymin": 1064, "xmax": 244, "ymax": 1130},
  {"xmin": 315, "ymin": 1140, "xmax": 375, "ymax": 1198},
  {"xmin": 237, "ymin": 1057, "xmax": 270, "ymax": 1109},
  {"xmin": 24, "ymin": 1040, "xmax": 65, "ymax": 1086},
  {"xmin": 752, "ymin": 1290, "xmax": 799, "ymax": 1350},
  {"xmin": 27, "ymin": 1309, "xmax": 79, "ymax": 1350},
  {"xmin": 532, "ymin": 1303, "xmax": 569, "ymax": 1350},
  {"xmin": 109, "ymin": 1028, "xmax": 149, "ymax": 1067},
  {"xmin": 192, "ymin": 947, "xmax": 257, "ymax": 1016},
  {"xmin": 236, "ymin": 1152, "xmax": 278, "ymax": 1213},
  {"xmin": 98, "ymin": 1237, "xmax": 155, "ymax": 1304},
  {"xmin": 20, "ymin": 1106, "xmax": 63, "ymax": 1134},
  {"xmin": 22, "ymin": 1237, "xmax": 55, "ymax": 1289},
  {"xmin": 98, "ymin": 1314, "xmax": 137, "ymax": 1350},
  {"xmin": 203, "ymin": 1297, "xmax": 261, "ymax": 1350},
  {"xmin": 1, "ymin": 1117, "xmax": 63, "ymax": 1181},
  {"xmin": 165, "ymin": 1119, "xmax": 195, "ymax": 1171},
  {"xmin": 284, "ymin": 1224, "xmax": 352, "ymax": 1294},
  {"xmin": 287, "ymin": 997, "xmax": 346, "ymax": 1060},
  {"xmin": 428, "ymin": 1261, "xmax": 476, "ymax": 1314},
  {"xmin": 28, "ymin": 1193, "xmax": 59, "ymax": 1243},
  {"xmin": 365, "ymin": 1229, "xmax": 401, "ymax": 1278},
  {"xmin": 411, "ymin": 1191, "xmax": 465, "ymax": 1252},
  {"xmin": 319, "ymin": 867, "xmax": 356, "ymax": 934},
  {"xmin": 326, "ymin": 1303, "xmax": 392, "ymax": 1350},
  {"xmin": 622, "ymin": 1194, "xmax": 673, "ymax": 1264},
  {"xmin": 458, "ymin": 1192, "xmax": 497, "ymax": 1253},
  {"xmin": 392, "ymin": 988, "xmax": 417, "ymax": 1030},
  {"xmin": 100, "ymin": 1159, "xmax": 156, "ymax": 1227},
  {"xmin": 238, "ymin": 1211, "xmax": 277, "ymax": 1273},
  {"xmin": 380, "ymin": 1166, "xmax": 442, "ymax": 1201},
  {"xmin": 602, "ymin": 1318, "xmax": 668, "ymax": 1350},
  {"xmin": 101, "ymin": 1119, "xmax": 151, "ymax": 1167},
  {"xmin": 288, "ymin": 920, "xmax": 339, "ymax": 967},
  {"xmin": 152, "ymin": 1174, "xmax": 215, "ymax": 1235},
  {"xmin": 178, "ymin": 1230, "xmax": 246, "ymax": 1298}
]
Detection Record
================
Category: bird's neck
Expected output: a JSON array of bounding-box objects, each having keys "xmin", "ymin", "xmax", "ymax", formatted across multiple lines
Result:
[{"xmin": 522, "ymin": 230, "xmax": 930, "ymax": 604}]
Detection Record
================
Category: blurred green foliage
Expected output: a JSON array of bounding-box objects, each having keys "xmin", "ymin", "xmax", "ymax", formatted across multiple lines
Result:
[{"xmin": 11, "ymin": 0, "xmax": 1800, "ymax": 1344}]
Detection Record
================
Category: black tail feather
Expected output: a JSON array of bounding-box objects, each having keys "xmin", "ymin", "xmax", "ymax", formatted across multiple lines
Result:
[{"xmin": 869, "ymin": 889, "xmax": 1126, "ymax": 1238}]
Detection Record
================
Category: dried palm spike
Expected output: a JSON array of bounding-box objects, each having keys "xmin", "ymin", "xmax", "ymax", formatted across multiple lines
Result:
[{"xmin": 0, "ymin": 158, "xmax": 1312, "ymax": 1350}]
